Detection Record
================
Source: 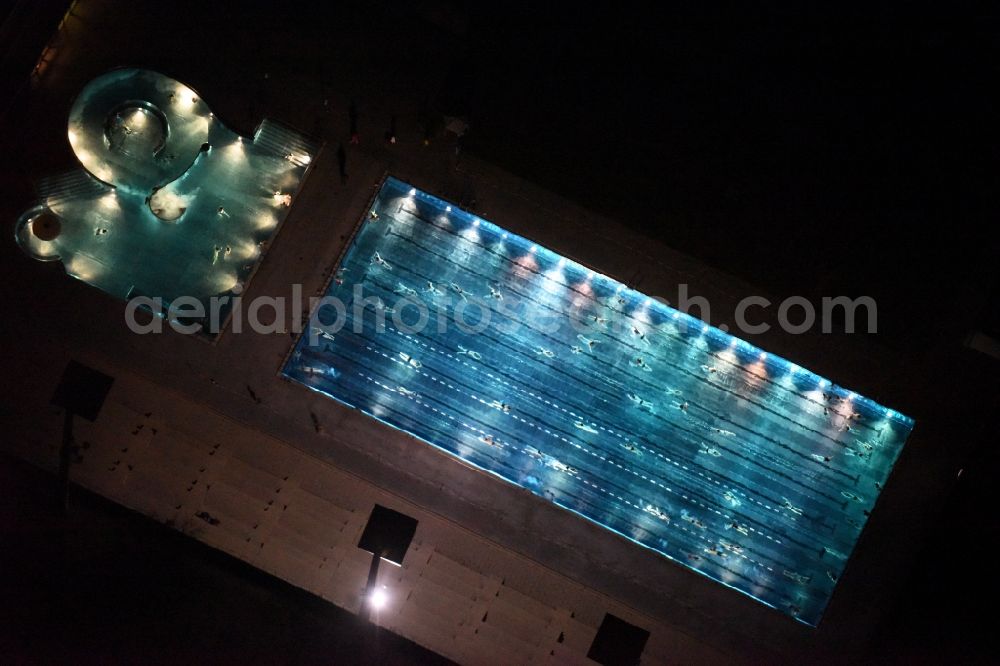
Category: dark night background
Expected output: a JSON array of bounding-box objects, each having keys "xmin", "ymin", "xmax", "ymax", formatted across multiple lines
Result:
[{"xmin": 1, "ymin": 2, "xmax": 996, "ymax": 662}]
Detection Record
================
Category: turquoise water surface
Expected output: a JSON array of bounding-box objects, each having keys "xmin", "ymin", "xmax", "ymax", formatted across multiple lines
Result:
[{"xmin": 284, "ymin": 177, "xmax": 914, "ymax": 625}]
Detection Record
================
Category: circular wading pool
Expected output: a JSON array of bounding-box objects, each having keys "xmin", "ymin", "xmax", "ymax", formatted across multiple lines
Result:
[
  {"xmin": 68, "ymin": 69, "xmax": 211, "ymax": 192},
  {"xmin": 15, "ymin": 205, "xmax": 63, "ymax": 261},
  {"xmin": 105, "ymin": 103, "xmax": 168, "ymax": 159}
]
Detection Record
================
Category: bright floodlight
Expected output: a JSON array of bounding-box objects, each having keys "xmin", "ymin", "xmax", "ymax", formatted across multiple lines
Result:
[{"xmin": 370, "ymin": 586, "xmax": 388, "ymax": 610}]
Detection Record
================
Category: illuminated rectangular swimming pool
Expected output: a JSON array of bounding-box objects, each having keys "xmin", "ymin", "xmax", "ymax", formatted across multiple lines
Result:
[{"xmin": 283, "ymin": 177, "xmax": 914, "ymax": 625}]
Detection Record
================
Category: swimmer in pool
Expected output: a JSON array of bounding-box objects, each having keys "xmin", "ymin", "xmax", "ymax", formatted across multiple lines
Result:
[
  {"xmin": 633, "ymin": 357, "xmax": 652, "ymax": 372},
  {"xmin": 546, "ymin": 459, "xmax": 577, "ymax": 474},
  {"xmin": 620, "ymin": 441, "xmax": 642, "ymax": 455},
  {"xmin": 782, "ymin": 570, "xmax": 812, "ymax": 585},
  {"xmin": 457, "ymin": 346, "xmax": 483, "ymax": 361},
  {"xmin": 396, "ymin": 282, "xmax": 420, "ymax": 298},
  {"xmin": 643, "ymin": 504, "xmax": 670, "ymax": 522},
  {"xmin": 371, "ymin": 251, "xmax": 391, "ymax": 270},
  {"xmin": 631, "ymin": 325, "xmax": 651, "ymax": 346},
  {"xmin": 721, "ymin": 543, "xmax": 742, "ymax": 557},
  {"xmin": 577, "ymin": 334, "xmax": 600, "ymax": 352},
  {"xmin": 398, "ymin": 352, "xmax": 421, "ymax": 369},
  {"xmin": 726, "ymin": 521, "xmax": 750, "ymax": 536},
  {"xmin": 781, "ymin": 497, "xmax": 804, "ymax": 516},
  {"xmin": 626, "ymin": 393, "xmax": 655, "ymax": 412},
  {"xmin": 681, "ymin": 510, "xmax": 706, "ymax": 529}
]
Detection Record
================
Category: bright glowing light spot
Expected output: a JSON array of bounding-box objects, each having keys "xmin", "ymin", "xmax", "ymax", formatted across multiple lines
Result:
[
  {"xmin": 718, "ymin": 348, "xmax": 738, "ymax": 363},
  {"xmin": 68, "ymin": 256, "xmax": 100, "ymax": 282},
  {"xmin": 847, "ymin": 392, "xmax": 856, "ymax": 401},
  {"xmin": 502, "ymin": 232, "xmax": 508, "ymax": 239},
  {"xmin": 238, "ymin": 240, "xmax": 259, "ymax": 259},
  {"xmin": 100, "ymin": 192, "xmax": 118, "ymax": 209},
  {"xmin": 557, "ymin": 258, "xmax": 566, "ymax": 267},
  {"xmin": 408, "ymin": 188, "xmax": 416, "ymax": 196},
  {"xmin": 370, "ymin": 586, "xmax": 388, "ymax": 610},
  {"xmin": 445, "ymin": 205, "xmax": 452, "ymax": 212},
  {"xmin": 790, "ymin": 364, "xmax": 799, "ymax": 373},
  {"xmin": 702, "ymin": 324, "xmax": 709, "ymax": 333},
  {"xmin": 819, "ymin": 379, "xmax": 829, "ymax": 387},
  {"xmin": 473, "ymin": 219, "xmax": 480, "ymax": 226},
  {"xmin": 886, "ymin": 409, "xmax": 894, "ymax": 418},
  {"xmin": 759, "ymin": 352, "xmax": 767, "ymax": 360},
  {"xmin": 300, "ymin": 154, "xmax": 311, "ymax": 165},
  {"xmin": 217, "ymin": 273, "xmax": 239, "ymax": 293},
  {"xmin": 729, "ymin": 339, "xmax": 738, "ymax": 348},
  {"xmin": 227, "ymin": 139, "xmax": 246, "ymax": 158},
  {"xmin": 530, "ymin": 245, "xmax": 537, "ymax": 253},
  {"xmin": 254, "ymin": 211, "xmax": 277, "ymax": 230}
]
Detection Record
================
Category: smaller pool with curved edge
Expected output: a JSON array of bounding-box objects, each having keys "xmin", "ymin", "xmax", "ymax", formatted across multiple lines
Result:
[{"xmin": 14, "ymin": 68, "xmax": 320, "ymax": 335}]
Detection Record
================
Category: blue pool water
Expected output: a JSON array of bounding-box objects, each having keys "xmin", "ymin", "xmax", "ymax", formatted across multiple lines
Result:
[{"xmin": 283, "ymin": 177, "xmax": 914, "ymax": 625}]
